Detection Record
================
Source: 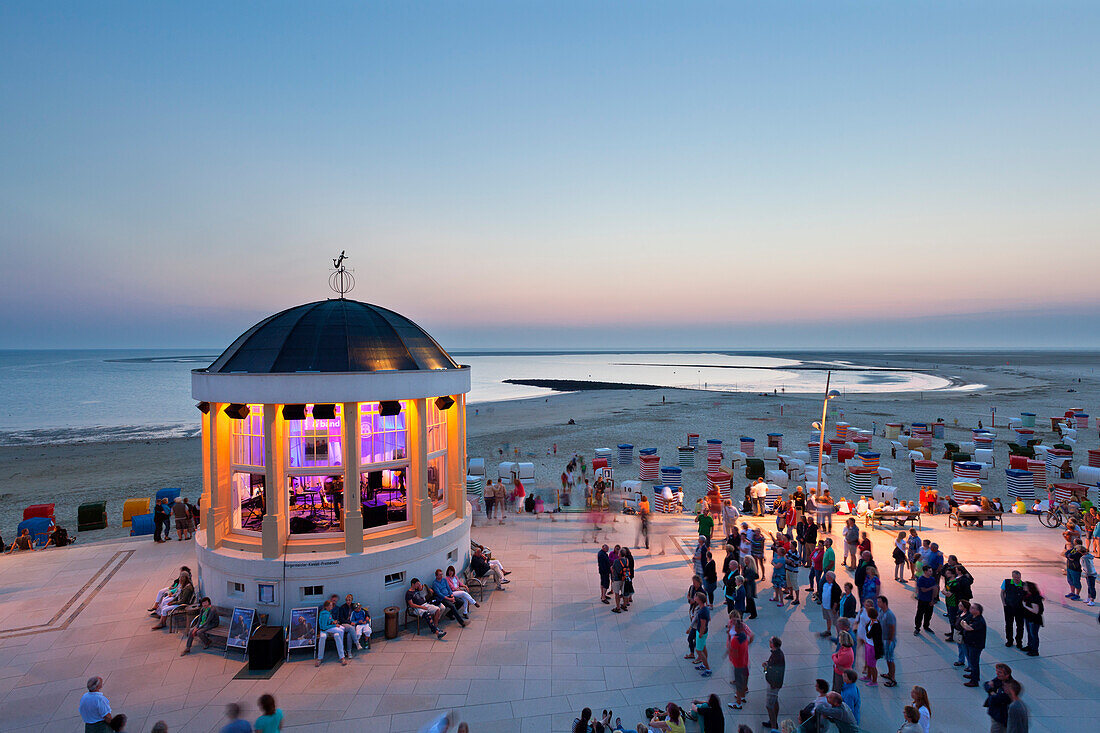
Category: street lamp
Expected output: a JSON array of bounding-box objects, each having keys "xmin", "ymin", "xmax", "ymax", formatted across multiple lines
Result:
[{"xmin": 814, "ymin": 371, "xmax": 842, "ymax": 488}]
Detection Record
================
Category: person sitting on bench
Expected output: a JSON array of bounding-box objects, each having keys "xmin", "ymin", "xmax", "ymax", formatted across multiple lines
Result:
[
  {"xmin": 430, "ymin": 568, "xmax": 468, "ymax": 627},
  {"xmin": 406, "ymin": 578, "xmax": 447, "ymax": 639},
  {"xmin": 471, "ymin": 547, "xmax": 510, "ymax": 588},
  {"xmin": 349, "ymin": 603, "xmax": 371, "ymax": 650},
  {"xmin": 316, "ymin": 599, "xmax": 349, "ymax": 666},
  {"xmin": 181, "ymin": 597, "xmax": 219, "ymax": 655},
  {"xmin": 152, "ymin": 573, "xmax": 194, "ymax": 630}
]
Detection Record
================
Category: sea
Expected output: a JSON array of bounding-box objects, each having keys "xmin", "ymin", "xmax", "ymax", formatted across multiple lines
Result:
[{"xmin": 0, "ymin": 349, "xmax": 977, "ymax": 446}]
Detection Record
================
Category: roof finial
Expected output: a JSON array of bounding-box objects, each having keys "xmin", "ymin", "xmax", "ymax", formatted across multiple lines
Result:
[{"xmin": 329, "ymin": 251, "xmax": 355, "ymax": 299}]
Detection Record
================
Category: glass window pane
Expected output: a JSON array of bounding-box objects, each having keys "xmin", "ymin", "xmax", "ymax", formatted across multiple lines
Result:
[
  {"xmin": 231, "ymin": 471, "xmax": 265, "ymax": 531},
  {"xmin": 361, "ymin": 467, "xmax": 408, "ymax": 528},
  {"xmin": 230, "ymin": 405, "xmax": 265, "ymax": 467},
  {"xmin": 287, "ymin": 474, "xmax": 343, "ymax": 534},
  {"xmin": 287, "ymin": 404, "xmax": 343, "ymax": 469}
]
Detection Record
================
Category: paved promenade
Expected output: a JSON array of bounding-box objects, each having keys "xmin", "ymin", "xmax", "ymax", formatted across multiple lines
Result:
[{"xmin": 1, "ymin": 511, "xmax": 1098, "ymax": 732}]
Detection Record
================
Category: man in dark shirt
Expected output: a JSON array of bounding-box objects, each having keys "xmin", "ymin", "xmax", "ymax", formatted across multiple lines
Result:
[
  {"xmin": 854, "ymin": 551, "xmax": 875, "ymax": 602},
  {"xmin": 154, "ymin": 498, "xmax": 170, "ymax": 543},
  {"xmin": 1065, "ymin": 543, "xmax": 1085, "ymax": 601},
  {"xmin": 959, "ymin": 602, "xmax": 987, "ymax": 686},
  {"xmin": 762, "ymin": 636, "xmax": 786, "ymax": 730},
  {"xmin": 1000, "ymin": 571, "xmax": 1026, "ymax": 648},
  {"xmin": 914, "ymin": 565, "xmax": 939, "ymax": 634},
  {"xmin": 597, "ymin": 545, "xmax": 611, "ymax": 604}
]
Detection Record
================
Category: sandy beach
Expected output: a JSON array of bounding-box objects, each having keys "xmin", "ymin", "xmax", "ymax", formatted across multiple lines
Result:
[{"xmin": 1, "ymin": 351, "xmax": 1096, "ymax": 543}]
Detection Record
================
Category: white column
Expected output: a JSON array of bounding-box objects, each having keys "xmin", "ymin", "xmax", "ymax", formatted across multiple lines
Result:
[
  {"xmin": 342, "ymin": 402, "xmax": 363, "ymax": 554},
  {"xmin": 409, "ymin": 398, "xmax": 432, "ymax": 538},
  {"xmin": 446, "ymin": 394, "xmax": 466, "ymax": 518},
  {"xmin": 262, "ymin": 404, "xmax": 288, "ymax": 559}
]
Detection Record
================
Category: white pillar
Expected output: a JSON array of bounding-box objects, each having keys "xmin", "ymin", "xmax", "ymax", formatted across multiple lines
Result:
[
  {"xmin": 262, "ymin": 404, "xmax": 288, "ymax": 559},
  {"xmin": 343, "ymin": 402, "xmax": 363, "ymax": 554},
  {"xmin": 446, "ymin": 394, "xmax": 466, "ymax": 518},
  {"xmin": 409, "ymin": 398, "xmax": 432, "ymax": 538}
]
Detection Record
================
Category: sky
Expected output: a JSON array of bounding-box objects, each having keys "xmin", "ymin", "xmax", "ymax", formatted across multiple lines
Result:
[{"xmin": 1, "ymin": 1, "xmax": 1098, "ymax": 350}]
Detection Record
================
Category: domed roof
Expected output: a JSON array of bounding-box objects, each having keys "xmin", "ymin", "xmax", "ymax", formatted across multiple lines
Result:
[{"xmin": 206, "ymin": 299, "xmax": 459, "ymax": 374}]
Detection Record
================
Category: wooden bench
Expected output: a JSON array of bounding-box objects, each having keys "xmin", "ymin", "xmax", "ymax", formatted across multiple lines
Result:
[
  {"xmin": 948, "ymin": 510, "xmax": 1003, "ymax": 531},
  {"xmin": 865, "ymin": 510, "xmax": 922, "ymax": 530}
]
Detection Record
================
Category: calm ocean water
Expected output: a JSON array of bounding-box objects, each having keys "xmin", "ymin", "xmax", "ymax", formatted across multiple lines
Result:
[{"xmin": 0, "ymin": 349, "xmax": 966, "ymax": 445}]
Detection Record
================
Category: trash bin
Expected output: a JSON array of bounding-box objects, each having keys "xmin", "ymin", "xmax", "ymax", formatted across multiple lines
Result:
[{"xmin": 384, "ymin": 606, "xmax": 399, "ymax": 639}]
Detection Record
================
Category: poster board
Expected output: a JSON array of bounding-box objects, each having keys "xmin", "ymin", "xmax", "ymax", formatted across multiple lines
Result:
[
  {"xmin": 226, "ymin": 607, "xmax": 255, "ymax": 650},
  {"xmin": 287, "ymin": 607, "xmax": 318, "ymax": 650}
]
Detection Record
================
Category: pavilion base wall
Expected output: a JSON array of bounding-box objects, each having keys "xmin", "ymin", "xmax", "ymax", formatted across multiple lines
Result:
[{"xmin": 194, "ymin": 514, "xmax": 471, "ymax": 627}]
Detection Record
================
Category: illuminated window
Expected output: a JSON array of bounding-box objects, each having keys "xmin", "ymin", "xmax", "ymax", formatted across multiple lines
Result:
[
  {"xmin": 360, "ymin": 467, "xmax": 408, "ymax": 528},
  {"xmin": 427, "ymin": 454, "xmax": 445, "ymax": 510},
  {"xmin": 287, "ymin": 404, "xmax": 343, "ymax": 469},
  {"xmin": 230, "ymin": 405, "xmax": 265, "ymax": 467},
  {"xmin": 359, "ymin": 402, "xmax": 408, "ymax": 464},
  {"xmin": 427, "ymin": 400, "xmax": 448, "ymax": 453},
  {"xmin": 287, "ymin": 474, "xmax": 344, "ymax": 534},
  {"xmin": 231, "ymin": 471, "xmax": 265, "ymax": 531}
]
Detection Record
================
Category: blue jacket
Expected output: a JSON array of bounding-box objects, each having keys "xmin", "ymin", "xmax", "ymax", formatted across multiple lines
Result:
[{"xmin": 841, "ymin": 682, "xmax": 861, "ymax": 724}]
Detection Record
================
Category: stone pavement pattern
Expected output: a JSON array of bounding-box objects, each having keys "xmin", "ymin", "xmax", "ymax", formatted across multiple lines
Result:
[{"xmin": 1, "ymin": 511, "xmax": 1098, "ymax": 732}]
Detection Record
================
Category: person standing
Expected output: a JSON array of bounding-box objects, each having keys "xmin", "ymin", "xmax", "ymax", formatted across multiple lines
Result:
[
  {"xmin": 254, "ymin": 694, "xmax": 283, "ymax": 733},
  {"xmin": 913, "ymin": 566, "xmax": 938, "ymax": 635},
  {"xmin": 864, "ymin": 607, "xmax": 883, "ymax": 686},
  {"xmin": 842, "ymin": 519, "xmax": 860, "ymax": 569},
  {"xmin": 484, "ymin": 479, "xmax": 496, "ymax": 520},
  {"xmin": 762, "ymin": 636, "xmax": 785, "ymax": 731},
  {"xmin": 906, "ymin": 528, "xmax": 922, "ymax": 580},
  {"xmin": 492, "ymin": 480, "xmax": 507, "ymax": 524},
  {"xmin": 692, "ymin": 536, "xmax": 708, "ymax": 577},
  {"xmin": 696, "ymin": 509, "xmax": 715, "ymax": 546},
  {"xmin": 784, "ymin": 545, "xmax": 802, "ymax": 606},
  {"xmin": 1081, "ymin": 540, "xmax": 1097, "ymax": 607},
  {"xmin": 910, "ymin": 687, "xmax": 931, "ymax": 733},
  {"xmin": 1005, "ymin": 680, "xmax": 1029, "ymax": 733},
  {"xmin": 840, "ymin": 669, "xmax": 861, "ymax": 726},
  {"xmin": 1021, "ymin": 582, "xmax": 1043, "ymax": 656},
  {"xmin": 690, "ymin": 592, "xmax": 712, "ymax": 677},
  {"xmin": 219, "ymin": 703, "xmax": 251, "ymax": 733},
  {"xmin": 752, "ymin": 478, "xmax": 767, "ymax": 516},
  {"xmin": 822, "ymin": 537, "xmax": 836, "ymax": 578},
  {"xmin": 831, "ymin": 631, "xmax": 855, "ymax": 694},
  {"xmin": 893, "ymin": 531, "xmax": 908, "ymax": 582},
  {"xmin": 1000, "ymin": 570, "xmax": 1026, "ymax": 649},
  {"xmin": 819, "ymin": 570, "xmax": 841, "ymax": 639},
  {"xmin": 703, "ymin": 551, "xmax": 718, "ymax": 606},
  {"xmin": 878, "ymin": 595, "xmax": 899, "ymax": 687},
  {"xmin": 79, "ymin": 677, "xmax": 112, "ymax": 733},
  {"xmin": 726, "ymin": 613, "xmax": 754, "ymax": 709},
  {"xmin": 808, "ymin": 540, "xmax": 825, "ymax": 601},
  {"xmin": 610, "ymin": 550, "xmax": 628, "ymax": 613},
  {"xmin": 742, "ymin": 554, "xmax": 759, "ymax": 619},
  {"xmin": 597, "ymin": 545, "xmax": 611, "ymax": 605},
  {"xmin": 959, "ymin": 603, "xmax": 987, "ymax": 686},
  {"xmin": 153, "ymin": 498, "xmax": 170, "ymax": 543},
  {"xmin": 982, "ymin": 663, "xmax": 1014, "ymax": 733}
]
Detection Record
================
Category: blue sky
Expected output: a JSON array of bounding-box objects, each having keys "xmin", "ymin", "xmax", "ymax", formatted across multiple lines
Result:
[{"xmin": 1, "ymin": 2, "xmax": 1098, "ymax": 349}]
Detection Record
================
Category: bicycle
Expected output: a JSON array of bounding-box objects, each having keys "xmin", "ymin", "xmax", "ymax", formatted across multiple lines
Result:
[{"xmin": 1038, "ymin": 503, "xmax": 1083, "ymax": 529}]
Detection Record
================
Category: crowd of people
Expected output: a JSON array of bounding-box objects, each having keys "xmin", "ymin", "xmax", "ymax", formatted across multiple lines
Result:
[{"xmin": 586, "ymin": 478, "xmax": 1047, "ymax": 732}]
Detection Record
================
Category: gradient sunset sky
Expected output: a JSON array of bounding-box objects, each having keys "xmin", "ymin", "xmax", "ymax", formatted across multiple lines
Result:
[{"xmin": 2, "ymin": 2, "xmax": 1098, "ymax": 349}]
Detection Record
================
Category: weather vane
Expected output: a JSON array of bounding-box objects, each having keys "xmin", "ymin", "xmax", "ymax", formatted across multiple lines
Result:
[{"xmin": 329, "ymin": 250, "xmax": 355, "ymax": 298}]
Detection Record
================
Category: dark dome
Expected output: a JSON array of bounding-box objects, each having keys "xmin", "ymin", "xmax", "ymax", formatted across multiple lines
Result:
[{"xmin": 206, "ymin": 300, "xmax": 459, "ymax": 374}]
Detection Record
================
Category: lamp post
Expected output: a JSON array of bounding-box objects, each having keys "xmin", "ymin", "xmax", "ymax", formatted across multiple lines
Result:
[{"xmin": 814, "ymin": 371, "xmax": 842, "ymax": 489}]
